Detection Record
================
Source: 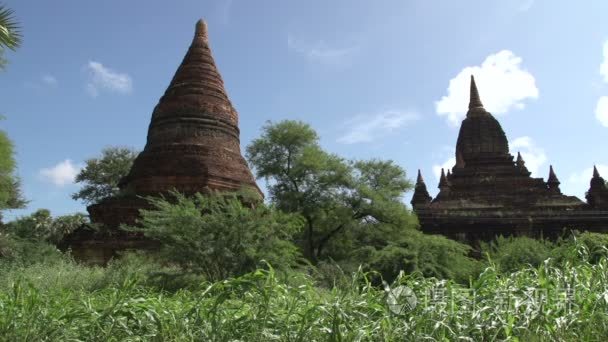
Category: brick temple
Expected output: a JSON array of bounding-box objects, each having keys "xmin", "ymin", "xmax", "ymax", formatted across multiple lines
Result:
[
  {"xmin": 63, "ymin": 20, "xmax": 262, "ymax": 262},
  {"xmin": 412, "ymin": 76, "xmax": 608, "ymax": 243}
]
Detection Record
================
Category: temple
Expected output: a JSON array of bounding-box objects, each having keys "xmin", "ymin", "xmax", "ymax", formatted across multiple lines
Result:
[
  {"xmin": 63, "ymin": 20, "xmax": 262, "ymax": 262},
  {"xmin": 412, "ymin": 76, "xmax": 608, "ymax": 243}
]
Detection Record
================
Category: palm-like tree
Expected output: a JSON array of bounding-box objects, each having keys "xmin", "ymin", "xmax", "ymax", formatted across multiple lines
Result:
[{"xmin": 0, "ymin": 4, "xmax": 21, "ymax": 69}]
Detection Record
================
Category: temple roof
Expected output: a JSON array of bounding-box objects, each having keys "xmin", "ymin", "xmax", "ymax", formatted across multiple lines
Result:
[
  {"xmin": 150, "ymin": 19, "xmax": 238, "ymax": 130},
  {"xmin": 455, "ymin": 76, "xmax": 510, "ymax": 165},
  {"xmin": 117, "ymin": 19, "xmax": 261, "ymax": 197}
]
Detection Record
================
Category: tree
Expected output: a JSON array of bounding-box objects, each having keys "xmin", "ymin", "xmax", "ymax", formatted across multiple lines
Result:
[
  {"xmin": 72, "ymin": 147, "xmax": 139, "ymax": 205},
  {"xmin": 0, "ymin": 4, "xmax": 21, "ymax": 69},
  {"xmin": 129, "ymin": 191, "xmax": 302, "ymax": 281},
  {"xmin": 0, "ymin": 125, "xmax": 26, "ymax": 219},
  {"xmin": 246, "ymin": 120, "xmax": 416, "ymax": 263},
  {"xmin": 1, "ymin": 209, "xmax": 88, "ymax": 243}
]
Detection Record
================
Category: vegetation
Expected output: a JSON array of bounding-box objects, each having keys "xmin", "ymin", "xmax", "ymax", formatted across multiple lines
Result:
[
  {"xmin": 0, "ymin": 126, "xmax": 25, "ymax": 220},
  {"xmin": 247, "ymin": 120, "xmax": 417, "ymax": 264},
  {"xmin": 72, "ymin": 147, "xmax": 139, "ymax": 204},
  {"xmin": 127, "ymin": 190, "xmax": 303, "ymax": 281},
  {"xmin": 0, "ymin": 238, "xmax": 606, "ymax": 340},
  {"xmin": 0, "ymin": 3, "xmax": 21, "ymax": 69}
]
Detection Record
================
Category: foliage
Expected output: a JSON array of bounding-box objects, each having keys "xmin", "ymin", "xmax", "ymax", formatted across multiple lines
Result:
[
  {"xmin": 0, "ymin": 4, "xmax": 21, "ymax": 69},
  {"xmin": 0, "ymin": 129, "xmax": 26, "ymax": 218},
  {"xmin": 480, "ymin": 235, "xmax": 554, "ymax": 273},
  {"xmin": 1, "ymin": 209, "xmax": 88, "ymax": 244},
  {"xmin": 552, "ymin": 231, "xmax": 608, "ymax": 264},
  {"xmin": 361, "ymin": 230, "xmax": 479, "ymax": 284},
  {"xmin": 246, "ymin": 120, "xmax": 416, "ymax": 263},
  {"xmin": 127, "ymin": 191, "xmax": 303, "ymax": 281},
  {"xmin": 72, "ymin": 147, "xmax": 139, "ymax": 205},
  {"xmin": 0, "ymin": 245, "xmax": 608, "ymax": 340}
]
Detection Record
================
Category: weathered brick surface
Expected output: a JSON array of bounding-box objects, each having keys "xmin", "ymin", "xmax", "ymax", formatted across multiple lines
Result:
[{"xmin": 64, "ymin": 20, "xmax": 262, "ymax": 263}]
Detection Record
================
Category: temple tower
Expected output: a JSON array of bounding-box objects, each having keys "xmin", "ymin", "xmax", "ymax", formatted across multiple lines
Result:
[
  {"xmin": 66, "ymin": 20, "xmax": 262, "ymax": 263},
  {"xmin": 119, "ymin": 19, "xmax": 261, "ymax": 197},
  {"xmin": 413, "ymin": 75, "xmax": 603, "ymax": 243}
]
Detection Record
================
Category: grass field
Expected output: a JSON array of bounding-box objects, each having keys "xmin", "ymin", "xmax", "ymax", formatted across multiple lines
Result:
[{"xmin": 1, "ymin": 247, "xmax": 607, "ymax": 341}]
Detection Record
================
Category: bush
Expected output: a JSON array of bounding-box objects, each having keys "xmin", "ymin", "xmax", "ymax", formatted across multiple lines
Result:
[
  {"xmin": 1, "ymin": 209, "xmax": 87, "ymax": 244},
  {"xmin": 362, "ymin": 230, "xmax": 479, "ymax": 284},
  {"xmin": 481, "ymin": 236, "xmax": 554, "ymax": 273},
  {"xmin": 551, "ymin": 231, "xmax": 608, "ymax": 264},
  {"xmin": 128, "ymin": 191, "xmax": 303, "ymax": 281}
]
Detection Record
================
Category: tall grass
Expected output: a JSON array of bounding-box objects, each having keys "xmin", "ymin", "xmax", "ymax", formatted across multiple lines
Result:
[{"xmin": 1, "ymin": 249, "xmax": 608, "ymax": 341}]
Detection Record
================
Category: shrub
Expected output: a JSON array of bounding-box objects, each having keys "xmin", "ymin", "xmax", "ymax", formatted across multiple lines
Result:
[
  {"xmin": 1, "ymin": 209, "xmax": 87, "ymax": 244},
  {"xmin": 127, "ymin": 191, "xmax": 303, "ymax": 281},
  {"xmin": 363, "ymin": 230, "xmax": 479, "ymax": 284},
  {"xmin": 481, "ymin": 235, "xmax": 554, "ymax": 273}
]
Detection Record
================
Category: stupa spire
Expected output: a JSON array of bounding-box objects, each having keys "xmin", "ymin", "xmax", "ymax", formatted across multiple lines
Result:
[
  {"xmin": 411, "ymin": 169, "xmax": 432, "ymax": 207},
  {"xmin": 439, "ymin": 168, "xmax": 449, "ymax": 189},
  {"xmin": 469, "ymin": 75, "xmax": 484, "ymax": 109},
  {"xmin": 117, "ymin": 19, "xmax": 261, "ymax": 197},
  {"xmin": 547, "ymin": 165, "xmax": 561, "ymax": 193},
  {"xmin": 195, "ymin": 19, "xmax": 208, "ymax": 39},
  {"xmin": 594, "ymin": 165, "xmax": 600, "ymax": 178},
  {"xmin": 416, "ymin": 169, "xmax": 424, "ymax": 184}
]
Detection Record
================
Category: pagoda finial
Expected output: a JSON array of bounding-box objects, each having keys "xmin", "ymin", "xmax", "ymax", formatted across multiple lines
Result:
[
  {"xmin": 411, "ymin": 169, "xmax": 432, "ymax": 207},
  {"xmin": 439, "ymin": 168, "xmax": 449, "ymax": 189},
  {"xmin": 195, "ymin": 19, "xmax": 208, "ymax": 39},
  {"xmin": 547, "ymin": 165, "xmax": 561, "ymax": 193},
  {"xmin": 469, "ymin": 75, "xmax": 484, "ymax": 109},
  {"xmin": 416, "ymin": 169, "xmax": 424, "ymax": 184},
  {"xmin": 594, "ymin": 165, "xmax": 600, "ymax": 178},
  {"xmin": 516, "ymin": 152, "xmax": 524, "ymax": 164}
]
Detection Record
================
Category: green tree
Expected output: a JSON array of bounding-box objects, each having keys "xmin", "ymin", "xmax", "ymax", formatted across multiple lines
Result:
[
  {"xmin": 0, "ymin": 4, "xmax": 21, "ymax": 69},
  {"xmin": 72, "ymin": 147, "xmax": 139, "ymax": 205},
  {"xmin": 129, "ymin": 191, "xmax": 302, "ymax": 281},
  {"xmin": 246, "ymin": 120, "xmax": 416, "ymax": 263},
  {"xmin": 2, "ymin": 209, "xmax": 88, "ymax": 243},
  {"xmin": 0, "ymin": 126, "xmax": 26, "ymax": 219}
]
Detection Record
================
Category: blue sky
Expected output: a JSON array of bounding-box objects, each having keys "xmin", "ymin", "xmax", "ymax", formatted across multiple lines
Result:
[{"xmin": 1, "ymin": 0, "xmax": 608, "ymax": 219}]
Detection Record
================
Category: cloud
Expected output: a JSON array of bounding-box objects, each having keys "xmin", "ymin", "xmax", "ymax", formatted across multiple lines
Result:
[
  {"xmin": 601, "ymin": 40, "xmax": 608, "ymax": 83},
  {"xmin": 518, "ymin": 0, "xmax": 535, "ymax": 11},
  {"xmin": 337, "ymin": 110, "xmax": 419, "ymax": 144},
  {"xmin": 435, "ymin": 50, "xmax": 539, "ymax": 126},
  {"xmin": 287, "ymin": 34, "xmax": 359, "ymax": 66},
  {"xmin": 39, "ymin": 160, "xmax": 81, "ymax": 187},
  {"xmin": 569, "ymin": 165, "xmax": 608, "ymax": 185},
  {"xmin": 510, "ymin": 136, "xmax": 547, "ymax": 176},
  {"xmin": 42, "ymin": 74, "xmax": 58, "ymax": 86},
  {"xmin": 432, "ymin": 156, "xmax": 456, "ymax": 182},
  {"xmin": 567, "ymin": 164, "xmax": 608, "ymax": 198},
  {"xmin": 596, "ymin": 96, "xmax": 608, "ymax": 127},
  {"xmin": 85, "ymin": 61, "xmax": 133, "ymax": 97}
]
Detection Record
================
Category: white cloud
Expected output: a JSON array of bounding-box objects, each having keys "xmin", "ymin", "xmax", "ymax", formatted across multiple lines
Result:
[
  {"xmin": 436, "ymin": 50, "xmax": 539, "ymax": 126},
  {"xmin": 567, "ymin": 164, "xmax": 608, "ymax": 198},
  {"xmin": 85, "ymin": 61, "xmax": 133, "ymax": 97},
  {"xmin": 601, "ymin": 40, "xmax": 608, "ymax": 83},
  {"xmin": 569, "ymin": 165, "xmax": 608, "ymax": 185},
  {"xmin": 42, "ymin": 74, "xmax": 58, "ymax": 86},
  {"xmin": 596, "ymin": 96, "xmax": 608, "ymax": 127},
  {"xmin": 337, "ymin": 110, "xmax": 419, "ymax": 144},
  {"xmin": 432, "ymin": 157, "xmax": 456, "ymax": 182},
  {"xmin": 287, "ymin": 34, "xmax": 358, "ymax": 66},
  {"xmin": 510, "ymin": 136, "xmax": 547, "ymax": 177},
  {"xmin": 39, "ymin": 160, "xmax": 81, "ymax": 187}
]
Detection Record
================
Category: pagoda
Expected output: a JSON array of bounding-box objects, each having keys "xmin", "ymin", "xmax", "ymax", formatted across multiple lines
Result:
[
  {"xmin": 412, "ymin": 76, "xmax": 608, "ymax": 243},
  {"xmin": 64, "ymin": 20, "xmax": 262, "ymax": 263}
]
